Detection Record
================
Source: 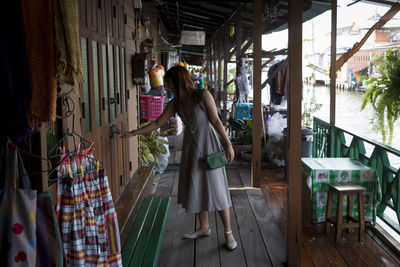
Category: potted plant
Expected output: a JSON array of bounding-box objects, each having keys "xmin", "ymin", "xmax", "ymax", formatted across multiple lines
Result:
[
  {"xmin": 361, "ymin": 47, "xmax": 400, "ymax": 145},
  {"xmin": 231, "ymin": 119, "xmax": 253, "ymax": 155}
]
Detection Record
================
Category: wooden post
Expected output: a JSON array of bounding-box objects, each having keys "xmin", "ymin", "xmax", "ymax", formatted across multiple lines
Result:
[
  {"xmin": 206, "ymin": 43, "xmax": 211, "ymax": 88},
  {"xmin": 288, "ymin": 0, "xmax": 302, "ymax": 265},
  {"xmin": 213, "ymin": 38, "xmax": 218, "ymax": 100},
  {"xmin": 218, "ymin": 34, "xmax": 222, "ymax": 110},
  {"xmin": 330, "ymin": 0, "xmax": 337, "ymax": 126},
  {"xmin": 330, "ymin": 0, "xmax": 337, "ymax": 157},
  {"xmin": 223, "ymin": 25, "xmax": 229, "ymax": 125},
  {"xmin": 251, "ymin": 0, "xmax": 262, "ymax": 188},
  {"xmin": 236, "ymin": 4, "xmax": 242, "ymax": 73}
]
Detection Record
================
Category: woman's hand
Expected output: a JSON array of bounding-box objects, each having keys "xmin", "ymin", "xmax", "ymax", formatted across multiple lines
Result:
[
  {"xmin": 120, "ymin": 130, "xmax": 137, "ymax": 138},
  {"xmin": 225, "ymin": 143, "xmax": 235, "ymax": 164}
]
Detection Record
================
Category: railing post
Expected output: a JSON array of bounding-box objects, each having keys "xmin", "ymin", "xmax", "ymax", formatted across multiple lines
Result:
[{"xmin": 330, "ymin": 124, "xmax": 335, "ymax": 158}]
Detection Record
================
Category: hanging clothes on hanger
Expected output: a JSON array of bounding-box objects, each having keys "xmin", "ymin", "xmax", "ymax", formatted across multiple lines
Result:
[
  {"xmin": 268, "ymin": 59, "xmax": 288, "ymax": 105},
  {"xmin": 55, "ymin": 145, "xmax": 122, "ymax": 266}
]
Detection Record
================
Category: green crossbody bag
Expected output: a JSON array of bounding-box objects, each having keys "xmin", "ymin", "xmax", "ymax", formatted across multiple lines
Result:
[
  {"xmin": 183, "ymin": 93, "xmax": 228, "ymax": 170},
  {"xmin": 204, "ymin": 151, "xmax": 228, "ymax": 170}
]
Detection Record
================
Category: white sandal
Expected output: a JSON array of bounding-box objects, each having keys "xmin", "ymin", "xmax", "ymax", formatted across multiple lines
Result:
[
  {"xmin": 224, "ymin": 231, "xmax": 237, "ymax": 250},
  {"xmin": 183, "ymin": 226, "xmax": 211, "ymax": 239}
]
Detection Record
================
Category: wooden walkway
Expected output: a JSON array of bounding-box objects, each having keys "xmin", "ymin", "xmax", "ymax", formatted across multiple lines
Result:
[
  {"xmin": 154, "ymin": 167, "xmax": 287, "ymax": 267},
  {"xmin": 261, "ymin": 168, "xmax": 400, "ymax": 267}
]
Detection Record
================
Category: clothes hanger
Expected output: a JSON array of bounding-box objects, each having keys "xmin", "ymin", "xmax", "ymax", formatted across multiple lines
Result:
[
  {"xmin": 48, "ymin": 150, "xmax": 104, "ymax": 181},
  {"xmin": 48, "ymin": 97, "xmax": 93, "ymax": 159}
]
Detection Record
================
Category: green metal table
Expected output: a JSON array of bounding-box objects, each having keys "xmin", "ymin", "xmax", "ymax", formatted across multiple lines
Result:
[{"xmin": 302, "ymin": 157, "xmax": 379, "ymax": 223}]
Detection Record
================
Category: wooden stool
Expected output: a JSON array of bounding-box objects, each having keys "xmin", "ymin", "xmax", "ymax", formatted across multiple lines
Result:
[{"xmin": 325, "ymin": 184, "xmax": 366, "ymax": 242}]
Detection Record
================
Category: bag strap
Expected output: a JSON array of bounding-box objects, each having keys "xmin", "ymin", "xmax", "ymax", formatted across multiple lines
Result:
[
  {"xmin": 182, "ymin": 90, "xmax": 224, "ymax": 158},
  {"xmin": 4, "ymin": 139, "xmax": 32, "ymax": 189}
]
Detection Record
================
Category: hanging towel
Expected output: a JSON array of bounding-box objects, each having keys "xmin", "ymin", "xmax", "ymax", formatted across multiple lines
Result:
[
  {"xmin": 0, "ymin": 0, "xmax": 33, "ymax": 143},
  {"xmin": 53, "ymin": 0, "xmax": 84, "ymax": 87},
  {"xmin": 21, "ymin": 0, "xmax": 58, "ymax": 124}
]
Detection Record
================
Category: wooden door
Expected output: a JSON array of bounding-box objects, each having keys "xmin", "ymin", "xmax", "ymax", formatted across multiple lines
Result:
[
  {"xmin": 108, "ymin": 43, "xmax": 130, "ymax": 199},
  {"xmin": 78, "ymin": 0, "xmax": 129, "ymax": 200}
]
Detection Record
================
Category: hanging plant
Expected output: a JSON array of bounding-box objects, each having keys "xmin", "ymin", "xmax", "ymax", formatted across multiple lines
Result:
[
  {"xmin": 138, "ymin": 122, "xmax": 170, "ymax": 167},
  {"xmin": 361, "ymin": 47, "xmax": 400, "ymax": 145}
]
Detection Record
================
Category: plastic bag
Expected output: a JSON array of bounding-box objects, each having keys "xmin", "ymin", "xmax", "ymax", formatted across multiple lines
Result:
[
  {"xmin": 141, "ymin": 73, "xmax": 151, "ymax": 93},
  {"xmin": 266, "ymin": 112, "xmax": 286, "ymax": 166},
  {"xmin": 149, "ymin": 65, "xmax": 165, "ymax": 88},
  {"xmin": 267, "ymin": 112, "xmax": 286, "ymax": 138},
  {"xmin": 169, "ymin": 115, "xmax": 183, "ymax": 136},
  {"xmin": 155, "ymin": 136, "xmax": 170, "ymax": 174}
]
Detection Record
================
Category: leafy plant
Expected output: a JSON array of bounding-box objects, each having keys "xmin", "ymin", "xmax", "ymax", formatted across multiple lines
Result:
[
  {"xmin": 138, "ymin": 122, "xmax": 170, "ymax": 167},
  {"xmin": 235, "ymin": 119, "xmax": 253, "ymax": 145},
  {"xmin": 302, "ymin": 87, "xmax": 322, "ymax": 127},
  {"xmin": 361, "ymin": 47, "xmax": 400, "ymax": 145}
]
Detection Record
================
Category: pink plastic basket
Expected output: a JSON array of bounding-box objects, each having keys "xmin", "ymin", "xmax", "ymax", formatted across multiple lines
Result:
[{"xmin": 140, "ymin": 95, "xmax": 164, "ymax": 121}]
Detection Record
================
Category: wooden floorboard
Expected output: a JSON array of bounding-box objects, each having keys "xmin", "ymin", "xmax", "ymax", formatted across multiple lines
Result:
[
  {"xmin": 247, "ymin": 191, "xmax": 286, "ymax": 266},
  {"xmin": 167, "ymin": 205, "xmax": 196, "ymax": 267},
  {"xmin": 171, "ymin": 170, "xmax": 179, "ymax": 197},
  {"xmin": 155, "ymin": 170, "xmax": 175, "ymax": 197},
  {"xmin": 231, "ymin": 192, "xmax": 272, "ymax": 266},
  {"xmin": 302, "ymin": 226, "xmax": 331, "ymax": 267},
  {"xmin": 227, "ymin": 168, "xmax": 244, "ymax": 188},
  {"xmin": 301, "ymin": 246, "xmax": 315, "ymax": 267},
  {"xmin": 216, "ymin": 206, "xmax": 247, "ymax": 267},
  {"xmin": 262, "ymin": 184, "xmax": 288, "ymax": 239},
  {"xmin": 155, "ymin": 167, "xmax": 287, "ymax": 267},
  {"xmin": 240, "ymin": 167, "xmax": 286, "ymax": 266},
  {"xmin": 325, "ymin": 227, "xmax": 368, "ymax": 266},
  {"xmin": 153, "ymin": 166, "xmax": 398, "ymax": 267},
  {"xmin": 346, "ymin": 231, "xmax": 383, "ymax": 267},
  {"xmin": 238, "ymin": 168, "xmax": 251, "ymax": 187},
  {"xmin": 363, "ymin": 230, "xmax": 400, "ymax": 266},
  {"xmin": 309, "ymin": 226, "xmax": 347, "ymax": 266},
  {"xmin": 195, "ymin": 211, "xmax": 220, "ymax": 267}
]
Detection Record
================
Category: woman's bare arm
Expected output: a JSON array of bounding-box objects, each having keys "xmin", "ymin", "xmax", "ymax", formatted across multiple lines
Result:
[
  {"xmin": 121, "ymin": 99, "xmax": 175, "ymax": 137},
  {"xmin": 202, "ymin": 90, "xmax": 234, "ymax": 163}
]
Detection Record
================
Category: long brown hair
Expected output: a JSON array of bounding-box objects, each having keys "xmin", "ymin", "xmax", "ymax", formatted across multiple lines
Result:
[{"xmin": 164, "ymin": 66, "xmax": 196, "ymax": 105}]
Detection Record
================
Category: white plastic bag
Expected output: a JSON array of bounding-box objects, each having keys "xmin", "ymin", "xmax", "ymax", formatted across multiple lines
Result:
[
  {"xmin": 268, "ymin": 112, "xmax": 286, "ymax": 138},
  {"xmin": 155, "ymin": 136, "xmax": 170, "ymax": 174},
  {"xmin": 169, "ymin": 115, "xmax": 183, "ymax": 136},
  {"xmin": 266, "ymin": 112, "xmax": 287, "ymax": 166}
]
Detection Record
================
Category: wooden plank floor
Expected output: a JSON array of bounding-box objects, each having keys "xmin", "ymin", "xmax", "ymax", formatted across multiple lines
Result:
[
  {"xmin": 155, "ymin": 167, "xmax": 286, "ymax": 267},
  {"xmin": 260, "ymin": 168, "xmax": 400, "ymax": 267}
]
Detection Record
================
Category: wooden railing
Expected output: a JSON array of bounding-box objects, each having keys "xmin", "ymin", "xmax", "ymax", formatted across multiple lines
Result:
[{"xmin": 313, "ymin": 117, "xmax": 400, "ymax": 235}]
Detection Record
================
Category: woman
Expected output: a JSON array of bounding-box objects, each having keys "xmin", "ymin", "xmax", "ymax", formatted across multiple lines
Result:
[{"xmin": 121, "ymin": 66, "xmax": 237, "ymax": 250}]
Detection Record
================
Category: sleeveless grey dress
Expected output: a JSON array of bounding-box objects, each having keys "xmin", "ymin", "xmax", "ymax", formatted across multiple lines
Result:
[{"xmin": 175, "ymin": 95, "xmax": 232, "ymax": 213}]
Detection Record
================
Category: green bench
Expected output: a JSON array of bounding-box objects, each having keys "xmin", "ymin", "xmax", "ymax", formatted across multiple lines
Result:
[{"xmin": 122, "ymin": 197, "xmax": 171, "ymax": 267}]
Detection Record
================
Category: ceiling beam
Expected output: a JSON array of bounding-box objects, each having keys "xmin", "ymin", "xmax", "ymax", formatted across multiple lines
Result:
[{"xmin": 176, "ymin": 3, "xmax": 228, "ymax": 18}]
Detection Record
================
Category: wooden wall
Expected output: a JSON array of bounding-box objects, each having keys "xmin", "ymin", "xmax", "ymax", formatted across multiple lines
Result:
[{"xmin": 41, "ymin": 0, "xmax": 165, "ymax": 201}]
